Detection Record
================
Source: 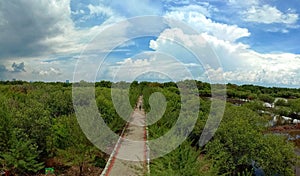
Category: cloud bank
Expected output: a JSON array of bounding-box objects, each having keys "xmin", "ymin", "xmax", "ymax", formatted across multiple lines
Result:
[{"xmin": 0, "ymin": 0, "xmax": 299, "ymax": 87}]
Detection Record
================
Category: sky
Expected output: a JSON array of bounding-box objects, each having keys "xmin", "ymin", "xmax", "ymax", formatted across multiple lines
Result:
[{"xmin": 0, "ymin": 0, "xmax": 300, "ymax": 87}]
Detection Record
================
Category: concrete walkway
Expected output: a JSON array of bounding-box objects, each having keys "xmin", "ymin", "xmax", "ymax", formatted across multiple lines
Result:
[{"xmin": 101, "ymin": 96, "xmax": 148, "ymax": 176}]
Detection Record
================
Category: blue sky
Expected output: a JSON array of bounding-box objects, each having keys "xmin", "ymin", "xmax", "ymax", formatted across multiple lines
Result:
[{"xmin": 0, "ymin": 0, "xmax": 300, "ymax": 87}]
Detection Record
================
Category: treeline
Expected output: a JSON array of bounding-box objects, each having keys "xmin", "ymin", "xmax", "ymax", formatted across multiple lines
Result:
[{"xmin": 2, "ymin": 80, "xmax": 300, "ymax": 99}]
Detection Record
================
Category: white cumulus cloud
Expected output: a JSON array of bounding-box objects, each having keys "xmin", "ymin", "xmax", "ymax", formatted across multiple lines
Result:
[
  {"xmin": 88, "ymin": 4, "xmax": 114, "ymax": 16},
  {"xmin": 165, "ymin": 7, "xmax": 250, "ymax": 42},
  {"xmin": 242, "ymin": 5, "xmax": 299, "ymax": 24},
  {"xmin": 149, "ymin": 27, "xmax": 300, "ymax": 86}
]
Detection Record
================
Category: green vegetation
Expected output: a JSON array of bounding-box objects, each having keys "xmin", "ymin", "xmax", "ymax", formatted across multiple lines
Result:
[
  {"xmin": 0, "ymin": 80, "xmax": 300, "ymax": 175},
  {"xmin": 0, "ymin": 82, "xmax": 126, "ymax": 175},
  {"xmin": 143, "ymin": 82, "xmax": 300, "ymax": 175}
]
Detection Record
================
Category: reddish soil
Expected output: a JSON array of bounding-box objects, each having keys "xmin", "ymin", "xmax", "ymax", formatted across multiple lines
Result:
[
  {"xmin": 39, "ymin": 158, "xmax": 103, "ymax": 176},
  {"xmin": 269, "ymin": 124, "xmax": 300, "ymax": 132}
]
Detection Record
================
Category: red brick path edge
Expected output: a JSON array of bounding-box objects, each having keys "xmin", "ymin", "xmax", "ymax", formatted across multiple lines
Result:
[
  {"xmin": 101, "ymin": 109, "xmax": 150, "ymax": 176},
  {"xmin": 101, "ymin": 121, "xmax": 129, "ymax": 176}
]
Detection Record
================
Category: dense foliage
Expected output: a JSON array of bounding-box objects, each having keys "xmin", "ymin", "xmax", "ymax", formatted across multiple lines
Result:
[
  {"xmin": 0, "ymin": 82, "xmax": 127, "ymax": 175},
  {"xmin": 0, "ymin": 80, "xmax": 300, "ymax": 175},
  {"xmin": 143, "ymin": 81, "xmax": 300, "ymax": 175}
]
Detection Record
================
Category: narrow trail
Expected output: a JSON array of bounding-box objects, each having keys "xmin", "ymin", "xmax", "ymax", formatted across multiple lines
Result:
[{"xmin": 101, "ymin": 96, "xmax": 149, "ymax": 176}]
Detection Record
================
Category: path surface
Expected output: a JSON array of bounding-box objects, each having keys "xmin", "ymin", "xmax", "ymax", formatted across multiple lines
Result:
[{"xmin": 101, "ymin": 96, "xmax": 149, "ymax": 176}]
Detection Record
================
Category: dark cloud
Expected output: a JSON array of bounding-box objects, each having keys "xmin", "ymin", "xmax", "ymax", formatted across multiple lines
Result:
[
  {"xmin": 0, "ymin": 62, "xmax": 26, "ymax": 73},
  {"xmin": 0, "ymin": 65, "xmax": 8, "ymax": 72},
  {"xmin": 12, "ymin": 62, "xmax": 26, "ymax": 72},
  {"xmin": 0, "ymin": 0, "xmax": 71, "ymax": 59}
]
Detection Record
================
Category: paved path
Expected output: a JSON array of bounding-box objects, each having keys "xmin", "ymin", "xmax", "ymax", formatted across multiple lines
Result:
[{"xmin": 101, "ymin": 96, "xmax": 149, "ymax": 176}]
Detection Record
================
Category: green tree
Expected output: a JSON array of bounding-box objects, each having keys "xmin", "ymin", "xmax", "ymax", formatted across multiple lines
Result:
[
  {"xmin": 289, "ymin": 98, "xmax": 300, "ymax": 113},
  {"xmin": 55, "ymin": 115, "xmax": 97, "ymax": 176},
  {"xmin": 151, "ymin": 141, "xmax": 218, "ymax": 176},
  {"xmin": 205, "ymin": 105, "xmax": 296, "ymax": 175},
  {"xmin": 256, "ymin": 134, "xmax": 295, "ymax": 175},
  {"xmin": 0, "ymin": 96, "xmax": 12, "ymax": 154},
  {"xmin": 243, "ymin": 100, "xmax": 265, "ymax": 112},
  {"xmin": 274, "ymin": 106, "xmax": 292, "ymax": 116},
  {"xmin": 275, "ymin": 99, "xmax": 288, "ymax": 106},
  {"xmin": 1, "ymin": 129, "xmax": 44, "ymax": 175},
  {"xmin": 258, "ymin": 94, "xmax": 275, "ymax": 103},
  {"xmin": 12, "ymin": 98, "xmax": 51, "ymax": 158}
]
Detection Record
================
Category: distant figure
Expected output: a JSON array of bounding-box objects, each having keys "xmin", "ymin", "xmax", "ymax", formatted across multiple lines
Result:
[{"xmin": 139, "ymin": 104, "xmax": 141, "ymax": 111}]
